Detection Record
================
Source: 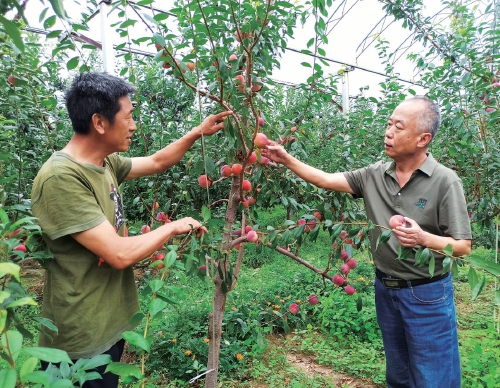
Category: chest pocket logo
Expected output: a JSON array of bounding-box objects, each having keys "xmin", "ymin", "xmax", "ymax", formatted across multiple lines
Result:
[{"xmin": 415, "ymin": 198, "xmax": 427, "ymax": 209}]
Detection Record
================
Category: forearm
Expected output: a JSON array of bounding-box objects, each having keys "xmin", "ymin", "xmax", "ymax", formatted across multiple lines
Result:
[
  {"xmin": 283, "ymin": 155, "xmax": 353, "ymax": 193},
  {"xmin": 72, "ymin": 220, "xmax": 192, "ymax": 270},
  {"xmin": 111, "ymin": 223, "xmax": 183, "ymax": 268},
  {"xmin": 150, "ymin": 128, "xmax": 201, "ymax": 172},
  {"xmin": 420, "ymin": 232, "xmax": 471, "ymax": 257}
]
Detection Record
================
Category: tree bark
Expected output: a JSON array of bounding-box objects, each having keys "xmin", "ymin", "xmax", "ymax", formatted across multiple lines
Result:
[{"xmin": 204, "ymin": 176, "xmax": 241, "ymax": 388}]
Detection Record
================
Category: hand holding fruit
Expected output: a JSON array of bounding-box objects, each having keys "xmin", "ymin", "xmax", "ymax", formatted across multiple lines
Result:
[
  {"xmin": 170, "ymin": 217, "xmax": 207, "ymax": 236},
  {"xmin": 260, "ymin": 140, "xmax": 290, "ymax": 165},
  {"xmin": 391, "ymin": 216, "xmax": 425, "ymax": 248},
  {"xmin": 195, "ymin": 111, "xmax": 233, "ymax": 137}
]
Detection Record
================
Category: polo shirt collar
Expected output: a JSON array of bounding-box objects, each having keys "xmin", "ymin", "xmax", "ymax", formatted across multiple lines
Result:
[{"xmin": 384, "ymin": 153, "xmax": 438, "ymax": 177}]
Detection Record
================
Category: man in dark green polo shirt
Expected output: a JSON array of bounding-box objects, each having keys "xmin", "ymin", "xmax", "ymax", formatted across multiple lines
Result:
[
  {"xmin": 262, "ymin": 96, "xmax": 471, "ymax": 388},
  {"xmin": 31, "ymin": 72, "xmax": 232, "ymax": 388}
]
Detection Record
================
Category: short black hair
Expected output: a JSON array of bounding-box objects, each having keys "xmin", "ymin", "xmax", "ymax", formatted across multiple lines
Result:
[{"xmin": 65, "ymin": 72, "xmax": 137, "ymax": 134}]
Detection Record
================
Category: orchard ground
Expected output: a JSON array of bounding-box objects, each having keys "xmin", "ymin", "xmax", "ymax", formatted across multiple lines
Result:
[{"xmin": 20, "ymin": 208, "xmax": 499, "ymax": 388}]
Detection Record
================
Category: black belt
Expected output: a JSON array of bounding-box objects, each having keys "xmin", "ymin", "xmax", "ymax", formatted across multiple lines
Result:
[{"xmin": 376, "ymin": 268, "xmax": 449, "ymax": 289}]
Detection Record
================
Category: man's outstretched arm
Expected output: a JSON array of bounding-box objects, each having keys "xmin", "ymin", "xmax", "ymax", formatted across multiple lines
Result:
[
  {"xmin": 261, "ymin": 141, "xmax": 354, "ymax": 194},
  {"xmin": 125, "ymin": 111, "xmax": 232, "ymax": 180}
]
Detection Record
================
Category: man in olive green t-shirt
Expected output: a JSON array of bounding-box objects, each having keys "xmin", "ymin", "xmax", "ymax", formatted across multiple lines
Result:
[
  {"xmin": 31, "ymin": 72, "xmax": 232, "ymax": 388},
  {"xmin": 262, "ymin": 96, "xmax": 471, "ymax": 388}
]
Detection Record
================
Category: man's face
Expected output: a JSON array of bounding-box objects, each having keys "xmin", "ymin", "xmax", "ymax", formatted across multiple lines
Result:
[
  {"xmin": 105, "ymin": 96, "xmax": 137, "ymax": 152},
  {"xmin": 384, "ymin": 100, "xmax": 428, "ymax": 160}
]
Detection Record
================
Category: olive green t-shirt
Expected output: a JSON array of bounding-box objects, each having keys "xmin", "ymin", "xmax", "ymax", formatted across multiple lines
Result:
[
  {"xmin": 31, "ymin": 152, "xmax": 140, "ymax": 359},
  {"xmin": 344, "ymin": 154, "xmax": 472, "ymax": 280}
]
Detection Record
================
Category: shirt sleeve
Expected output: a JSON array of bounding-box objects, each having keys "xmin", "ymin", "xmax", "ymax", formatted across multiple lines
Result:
[
  {"xmin": 343, "ymin": 167, "xmax": 370, "ymax": 198},
  {"xmin": 439, "ymin": 180, "xmax": 472, "ymax": 239},
  {"xmin": 33, "ymin": 174, "xmax": 107, "ymax": 241},
  {"xmin": 106, "ymin": 153, "xmax": 132, "ymax": 185}
]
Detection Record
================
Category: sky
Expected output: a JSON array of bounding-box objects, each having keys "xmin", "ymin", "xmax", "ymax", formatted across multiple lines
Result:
[{"xmin": 22, "ymin": 0, "xmax": 447, "ymax": 99}]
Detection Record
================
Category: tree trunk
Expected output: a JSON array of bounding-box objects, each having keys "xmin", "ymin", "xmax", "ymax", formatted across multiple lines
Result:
[{"xmin": 204, "ymin": 177, "xmax": 241, "ymax": 388}]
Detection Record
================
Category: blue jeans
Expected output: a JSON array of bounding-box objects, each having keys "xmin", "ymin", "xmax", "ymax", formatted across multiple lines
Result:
[{"xmin": 375, "ymin": 272, "xmax": 460, "ymax": 388}]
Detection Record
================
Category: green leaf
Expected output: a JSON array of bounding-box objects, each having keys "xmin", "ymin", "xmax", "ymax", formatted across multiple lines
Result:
[
  {"xmin": 23, "ymin": 347, "xmax": 72, "ymax": 364},
  {"xmin": 218, "ymin": 58, "xmax": 229, "ymax": 80},
  {"xmin": 20, "ymin": 357, "xmax": 38, "ymax": 380},
  {"xmin": 451, "ymin": 260, "xmax": 459, "ymax": 279},
  {"xmin": 441, "ymin": 257, "xmax": 451, "ymax": 274},
  {"xmin": 203, "ymin": 156, "xmax": 216, "ymax": 175},
  {"xmin": 0, "ymin": 291, "xmax": 11, "ymax": 304},
  {"xmin": 122, "ymin": 331, "xmax": 150, "ymax": 352},
  {"xmin": 148, "ymin": 299, "xmax": 167, "ymax": 318},
  {"xmin": 308, "ymin": 225, "xmax": 320, "ymax": 242},
  {"xmin": 2, "ymin": 330, "xmax": 23, "ymax": 362},
  {"xmin": 397, "ymin": 246, "xmax": 413, "ymax": 260},
  {"xmin": 148, "ymin": 280, "xmax": 164, "ymax": 294},
  {"xmin": 50, "ymin": 379, "xmax": 74, "ymax": 388},
  {"xmin": 81, "ymin": 354, "xmax": 112, "ymax": 370},
  {"xmin": 471, "ymin": 276, "xmax": 486, "ymax": 300},
  {"xmin": 356, "ymin": 296, "xmax": 363, "ymax": 312},
  {"xmin": 0, "ymin": 310, "xmax": 7, "ymax": 332},
  {"xmin": 105, "ymin": 362, "xmax": 142, "ymax": 379},
  {"xmin": 0, "ymin": 208, "xmax": 9, "ymax": 224},
  {"xmin": 67, "ymin": 57, "xmax": 79, "ymax": 70},
  {"xmin": 442, "ymin": 244, "xmax": 453, "ymax": 257},
  {"xmin": 6, "ymin": 297, "xmax": 37, "ymax": 309},
  {"xmin": 33, "ymin": 317, "xmax": 58, "ymax": 333},
  {"xmin": 128, "ymin": 311, "xmax": 144, "ymax": 327},
  {"xmin": 48, "ymin": 0, "xmax": 68, "ymax": 18},
  {"xmin": 428, "ymin": 256, "xmax": 435, "ymax": 277},
  {"xmin": 165, "ymin": 250, "xmax": 177, "ymax": 269},
  {"xmin": 0, "ymin": 368, "xmax": 16, "ymax": 388},
  {"xmin": 0, "ymin": 16, "xmax": 24, "ymax": 52},
  {"xmin": 467, "ymin": 266, "xmax": 478, "ymax": 289},
  {"xmin": 202, "ymin": 205, "xmax": 211, "ymax": 222},
  {"xmin": 293, "ymin": 224, "xmax": 305, "ymax": 239},
  {"xmin": 495, "ymin": 290, "xmax": 500, "ymax": 306},
  {"xmin": 465, "ymin": 253, "xmax": 500, "ymax": 276},
  {"xmin": 414, "ymin": 248, "xmax": 431, "ymax": 267},
  {"xmin": 375, "ymin": 230, "xmax": 392, "ymax": 250},
  {"xmin": 0, "ymin": 263, "xmax": 20, "ymax": 281},
  {"xmin": 43, "ymin": 15, "xmax": 57, "ymax": 29},
  {"xmin": 21, "ymin": 371, "xmax": 49, "ymax": 385},
  {"xmin": 120, "ymin": 20, "xmax": 137, "ymax": 28}
]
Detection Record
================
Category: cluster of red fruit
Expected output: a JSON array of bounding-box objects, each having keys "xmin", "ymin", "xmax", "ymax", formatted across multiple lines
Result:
[
  {"xmin": 330, "ymin": 229, "xmax": 358, "ymax": 296},
  {"xmin": 289, "ymin": 294, "xmax": 319, "ymax": 315},
  {"xmin": 233, "ymin": 225, "xmax": 259, "ymax": 247},
  {"xmin": 296, "ymin": 211, "xmax": 322, "ymax": 233}
]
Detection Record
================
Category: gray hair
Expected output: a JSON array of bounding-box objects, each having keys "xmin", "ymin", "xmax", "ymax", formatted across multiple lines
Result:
[{"xmin": 407, "ymin": 96, "xmax": 441, "ymax": 142}]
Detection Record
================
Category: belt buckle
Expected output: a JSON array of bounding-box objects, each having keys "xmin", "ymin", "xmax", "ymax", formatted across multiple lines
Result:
[{"xmin": 382, "ymin": 278, "xmax": 401, "ymax": 289}]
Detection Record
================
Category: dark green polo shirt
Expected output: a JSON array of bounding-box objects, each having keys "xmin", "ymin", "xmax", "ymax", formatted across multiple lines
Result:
[{"xmin": 344, "ymin": 154, "xmax": 471, "ymax": 280}]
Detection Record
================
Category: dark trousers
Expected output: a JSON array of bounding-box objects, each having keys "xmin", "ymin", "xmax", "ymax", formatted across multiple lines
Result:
[{"xmin": 41, "ymin": 339, "xmax": 125, "ymax": 388}]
